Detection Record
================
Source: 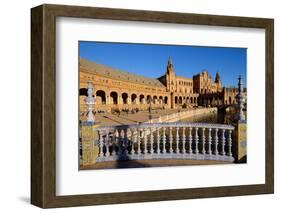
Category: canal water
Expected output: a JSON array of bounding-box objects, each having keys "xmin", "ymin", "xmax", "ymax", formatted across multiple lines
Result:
[{"xmin": 180, "ymin": 108, "xmax": 237, "ymax": 125}]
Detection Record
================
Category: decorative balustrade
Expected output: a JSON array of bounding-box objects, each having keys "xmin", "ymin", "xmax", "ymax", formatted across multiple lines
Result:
[{"xmin": 95, "ymin": 122, "xmax": 235, "ymax": 162}]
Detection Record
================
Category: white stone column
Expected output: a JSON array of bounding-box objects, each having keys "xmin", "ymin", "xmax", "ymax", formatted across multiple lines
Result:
[
  {"xmin": 175, "ymin": 127, "xmax": 180, "ymax": 153},
  {"xmin": 169, "ymin": 127, "xmax": 173, "ymax": 153},
  {"xmin": 214, "ymin": 128, "xmax": 219, "ymax": 155},
  {"xmin": 98, "ymin": 130, "xmax": 104, "ymax": 157},
  {"xmin": 194, "ymin": 128, "xmax": 199, "ymax": 154},
  {"xmin": 112, "ymin": 129, "xmax": 116, "ymax": 156},
  {"xmin": 182, "ymin": 127, "xmax": 186, "ymax": 153},
  {"xmin": 130, "ymin": 128, "xmax": 135, "ymax": 155},
  {"xmin": 162, "ymin": 127, "xmax": 166, "ymax": 153},
  {"xmin": 208, "ymin": 128, "xmax": 212, "ymax": 155},
  {"xmin": 143, "ymin": 128, "xmax": 148, "ymax": 154},
  {"xmin": 118, "ymin": 129, "xmax": 122, "ymax": 155},
  {"xmin": 156, "ymin": 127, "xmax": 160, "ymax": 154},
  {"xmin": 150, "ymin": 127, "xmax": 154, "ymax": 154},
  {"xmin": 228, "ymin": 130, "xmax": 233, "ymax": 156},
  {"xmin": 137, "ymin": 128, "xmax": 141, "ymax": 154},
  {"xmin": 105, "ymin": 129, "xmax": 110, "ymax": 157},
  {"xmin": 221, "ymin": 129, "xmax": 226, "ymax": 156},
  {"xmin": 188, "ymin": 127, "xmax": 193, "ymax": 153},
  {"xmin": 202, "ymin": 128, "xmax": 206, "ymax": 154}
]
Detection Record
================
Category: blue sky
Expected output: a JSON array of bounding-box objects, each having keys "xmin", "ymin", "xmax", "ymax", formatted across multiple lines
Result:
[{"xmin": 79, "ymin": 41, "xmax": 247, "ymax": 87}]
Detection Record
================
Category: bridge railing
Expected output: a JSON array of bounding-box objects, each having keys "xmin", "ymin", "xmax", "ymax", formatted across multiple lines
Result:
[{"xmin": 96, "ymin": 122, "xmax": 235, "ymax": 162}]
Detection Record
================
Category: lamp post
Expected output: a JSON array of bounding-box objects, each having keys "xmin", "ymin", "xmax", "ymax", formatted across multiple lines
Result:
[
  {"xmin": 85, "ymin": 81, "xmax": 96, "ymax": 123},
  {"xmin": 148, "ymin": 96, "xmax": 152, "ymax": 121},
  {"xmin": 235, "ymin": 75, "xmax": 245, "ymax": 122}
]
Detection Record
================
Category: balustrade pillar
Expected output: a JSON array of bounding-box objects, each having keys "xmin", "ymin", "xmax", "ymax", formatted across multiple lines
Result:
[
  {"xmin": 182, "ymin": 127, "xmax": 186, "ymax": 153},
  {"xmin": 228, "ymin": 130, "xmax": 232, "ymax": 156},
  {"xmin": 169, "ymin": 127, "xmax": 173, "ymax": 153},
  {"xmin": 118, "ymin": 129, "xmax": 122, "ymax": 155},
  {"xmin": 208, "ymin": 128, "xmax": 212, "ymax": 155},
  {"xmin": 221, "ymin": 129, "xmax": 226, "ymax": 156},
  {"xmin": 201, "ymin": 128, "xmax": 206, "ymax": 154},
  {"xmin": 156, "ymin": 127, "xmax": 160, "ymax": 154},
  {"xmin": 105, "ymin": 129, "xmax": 110, "ymax": 157},
  {"xmin": 98, "ymin": 130, "xmax": 104, "ymax": 157},
  {"xmin": 214, "ymin": 128, "xmax": 219, "ymax": 155},
  {"xmin": 112, "ymin": 129, "xmax": 116, "ymax": 156},
  {"xmin": 194, "ymin": 127, "xmax": 199, "ymax": 154},
  {"xmin": 143, "ymin": 127, "xmax": 148, "ymax": 154},
  {"xmin": 130, "ymin": 128, "xmax": 135, "ymax": 155},
  {"xmin": 162, "ymin": 127, "xmax": 166, "ymax": 153},
  {"xmin": 188, "ymin": 127, "xmax": 193, "ymax": 153},
  {"xmin": 176, "ymin": 127, "xmax": 180, "ymax": 153},
  {"xmin": 150, "ymin": 127, "xmax": 154, "ymax": 154},
  {"xmin": 124, "ymin": 128, "xmax": 128, "ymax": 155},
  {"xmin": 137, "ymin": 128, "xmax": 141, "ymax": 154}
]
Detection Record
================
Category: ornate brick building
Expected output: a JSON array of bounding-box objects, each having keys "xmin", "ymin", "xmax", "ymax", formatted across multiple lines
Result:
[{"xmin": 79, "ymin": 57, "xmax": 241, "ymax": 114}]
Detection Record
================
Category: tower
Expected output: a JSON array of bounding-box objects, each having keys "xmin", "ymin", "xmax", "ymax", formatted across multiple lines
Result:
[
  {"xmin": 166, "ymin": 57, "xmax": 176, "ymax": 92},
  {"xmin": 215, "ymin": 71, "xmax": 222, "ymax": 92}
]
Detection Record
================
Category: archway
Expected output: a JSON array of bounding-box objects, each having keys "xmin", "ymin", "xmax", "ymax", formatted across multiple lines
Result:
[
  {"xmin": 110, "ymin": 91, "xmax": 118, "ymax": 104},
  {"xmin": 122, "ymin": 93, "xmax": 128, "ymax": 104},
  {"xmin": 164, "ymin": 96, "xmax": 168, "ymax": 104},
  {"xmin": 131, "ymin": 94, "xmax": 137, "ymax": 104},
  {"xmin": 139, "ymin": 94, "xmax": 145, "ymax": 104},
  {"xmin": 153, "ymin": 96, "xmax": 158, "ymax": 104},
  {"xmin": 96, "ymin": 90, "xmax": 106, "ymax": 105}
]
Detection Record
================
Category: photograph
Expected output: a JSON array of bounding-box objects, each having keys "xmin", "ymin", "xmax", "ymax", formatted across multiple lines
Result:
[{"xmin": 78, "ymin": 41, "xmax": 247, "ymax": 170}]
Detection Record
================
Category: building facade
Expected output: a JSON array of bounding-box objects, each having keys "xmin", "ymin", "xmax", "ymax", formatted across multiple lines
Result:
[{"xmin": 79, "ymin": 57, "xmax": 242, "ymax": 114}]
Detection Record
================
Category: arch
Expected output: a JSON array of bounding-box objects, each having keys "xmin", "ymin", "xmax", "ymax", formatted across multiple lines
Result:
[
  {"xmin": 147, "ymin": 95, "xmax": 152, "ymax": 104},
  {"xmin": 190, "ymin": 97, "xmax": 193, "ymax": 104},
  {"xmin": 194, "ymin": 97, "xmax": 197, "ymax": 104},
  {"xmin": 179, "ymin": 96, "xmax": 183, "ymax": 104},
  {"xmin": 96, "ymin": 90, "xmax": 106, "ymax": 105},
  {"xmin": 122, "ymin": 93, "xmax": 128, "ymax": 104},
  {"xmin": 164, "ymin": 96, "xmax": 168, "ymax": 104},
  {"xmin": 229, "ymin": 97, "xmax": 232, "ymax": 105},
  {"xmin": 153, "ymin": 95, "xmax": 158, "ymax": 104},
  {"xmin": 186, "ymin": 97, "xmax": 189, "ymax": 103},
  {"xmin": 175, "ymin": 96, "xmax": 178, "ymax": 104},
  {"xmin": 139, "ymin": 94, "xmax": 145, "ymax": 104},
  {"xmin": 159, "ymin": 96, "xmax": 163, "ymax": 104},
  {"xmin": 110, "ymin": 91, "xmax": 118, "ymax": 105},
  {"xmin": 131, "ymin": 94, "xmax": 137, "ymax": 104}
]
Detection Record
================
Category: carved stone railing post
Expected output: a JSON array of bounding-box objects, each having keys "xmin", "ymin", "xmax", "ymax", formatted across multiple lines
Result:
[
  {"xmin": 221, "ymin": 129, "xmax": 226, "ymax": 156},
  {"xmin": 98, "ymin": 130, "xmax": 104, "ymax": 157},
  {"xmin": 130, "ymin": 128, "xmax": 135, "ymax": 155},
  {"xmin": 182, "ymin": 127, "xmax": 186, "ymax": 153},
  {"xmin": 201, "ymin": 128, "xmax": 206, "ymax": 154},
  {"xmin": 105, "ymin": 129, "xmax": 110, "ymax": 157},
  {"xmin": 143, "ymin": 127, "xmax": 148, "ymax": 154},
  {"xmin": 228, "ymin": 130, "xmax": 232, "ymax": 156},
  {"xmin": 176, "ymin": 127, "xmax": 180, "ymax": 153},
  {"xmin": 208, "ymin": 128, "xmax": 212, "ymax": 155},
  {"xmin": 118, "ymin": 129, "xmax": 122, "ymax": 155},
  {"xmin": 112, "ymin": 129, "xmax": 116, "ymax": 156},
  {"xmin": 188, "ymin": 127, "xmax": 193, "ymax": 154},
  {"xmin": 162, "ymin": 127, "xmax": 166, "ymax": 153},
  {"xmin": 137, "ymin": 128, "xmax": 141, "ymax": 154},
  {"xmin": 169, "ymin": 127, "xmax": 173, "ymax": 153},
  {"xmin": 150, "ymin": 127, "xmax": 154, "ymax": 154},
  {"xmin": 194, "ymin": 127, "xmax": 199, "ymax": 154},
  {"xmin": 156, "ymin": 127, "xmax": 160, "ymax": 154},
  {"xmin": 214, "ymin": 128, "xmax": 219, "ymax": 155},
  {"xmin": 124, "ymin": 128, "xmax": 128, "ymax": 155}
]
